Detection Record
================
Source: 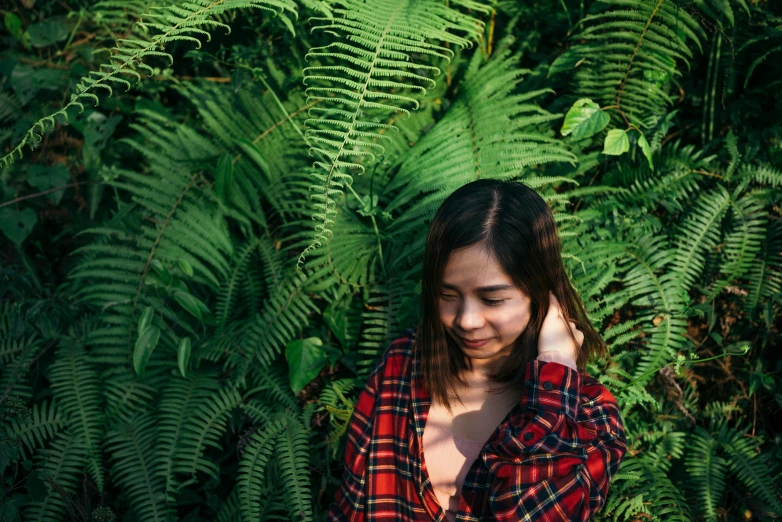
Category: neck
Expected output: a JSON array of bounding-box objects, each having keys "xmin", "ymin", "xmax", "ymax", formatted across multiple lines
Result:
[{"xmin": 461, "ymin": 355, "xmax": 507, "ymax": 386}]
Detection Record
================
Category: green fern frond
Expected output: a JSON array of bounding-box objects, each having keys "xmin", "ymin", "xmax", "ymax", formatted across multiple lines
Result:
[
  {"xmin": 646, "ymin": 430, "xmax": 686, "ymax": 472},
  {"xmin": 177, "ymin": 80, "xmax": 311, "ymax": 225},
  {"xmin": 216, "ymin": 238, "xmax": 262, "ymax": 332},
  {"xmin": 70, "ymin": 114, "xmax": 234, "ymax": 368},
  {"xmin": 2, "ymin": 400, "xmax": 65, "ymax": 460},
  {"xmin": 48, "ymin": 344, "xmax": 105, "ymax": 492},
  {"xmin": 297, "ymin": 0, "xmax": 488, "ymax": 270},
  {"xmin": 276, "ymin": 419, "xmax": 313, "ymax": 521},
  {"xmin": 354, "ymin": 273, "xmax": 418, "ymax": 376},
  {"xmin": 613, "ymin": 455, "xmax": 690, "ymax": 521},
  {"xmin": 247, "ymin": 363, "xmax": 299, "ymax": 412},
  {"xmin": 717, "ymin": 420, "xmax": 782, "ymax": 514},
  {"xmin": 663, "ymin": 184, "xmax": 731, "ymax": 292},
  {"xmin": 743, "ymin": 163, "xmax": 782, "ymax": 187},
  {"xmin": 105, "ymin": 411, "xmax": 173, "ymax": 522},
  {"xmin": 155, "ymin": 371, "xmax": 221, "ymax": 501},
  {"xmin": 102, "ymin": 370, "xmax": 160, "ymax": 426},
  {"xmin": 216, "ymin": 486, "xmax": 242, "ymax": 522},
  {"xmin": 23, "ymin": 432, "xmax": 86, "ymax": 522},
  {"xmin": 174, "ymin": 386, "xmax": 243, "ymax": 480},
  {"xmin": 620, "ymin": 233, "xmax": 689, "ymax": 380},
  {"xmin": 319, "ymin": 378, "xmax": 357, "ymax": 455},
  {"xmin": 706, "ymin": 192, "xmax": 765, "ymax": 300},
  {"xmin": 745, "ymin": 219, "xmax": 782, "ymax": 312},
  {"xmin": 1, "ymin": 0, "xmax": 298, "ymax": 167},
  {"xmin": 0, "ymin": 335, "xmax": 41, "ymax": 402},
  {"xmin": 238, "ymin": 418, "xmax": 289, "ymax": 522},
  {"xmin": 739, "ymin": 26, "xmax": 782, "ymax": 87},
  {"xmin": 602, "ymin": 469, "xmax": 649, "ymax": 522},
  {"xmin": 552, "ymin": 0, "xmax": 705, "ymax": 128},
  {"xmin": 384, "ymin": 47, "xmax": 575, "ymax": 244},
  {"xmin": 686, "ymin": 426, "xmax": 726, "ymax": 521},
  {"xmin": 232, "ymin": 270, "xmax": 319, "ymax": 370},
  {"xmin": 691, "ymin": 0, "xmax": 750, "ymax": 27},
  {"xmin": 294, "ymin": 209, "xmax": 383, "ymax": 288}
]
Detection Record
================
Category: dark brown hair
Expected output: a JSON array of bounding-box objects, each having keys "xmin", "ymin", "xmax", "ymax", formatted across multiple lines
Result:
[{"xmin": 417, "ymin": 179, "xmax": 606, "ymax": 411}]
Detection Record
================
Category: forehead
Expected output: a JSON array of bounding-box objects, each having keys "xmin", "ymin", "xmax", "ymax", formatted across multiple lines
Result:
[{"xmin": 441, "ymin": 245, "xmax": 513, "ymax": 290}]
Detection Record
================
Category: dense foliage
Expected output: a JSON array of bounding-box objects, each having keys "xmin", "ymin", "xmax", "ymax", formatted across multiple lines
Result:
[{"xmin": 1, "ymin": 0, "xmax": 781, "ymax": 521}]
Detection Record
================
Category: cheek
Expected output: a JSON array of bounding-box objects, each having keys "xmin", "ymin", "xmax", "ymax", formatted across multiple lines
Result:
[{"xmin": 501, "ymin": 303, "xmax": 532, "ymax": 332}]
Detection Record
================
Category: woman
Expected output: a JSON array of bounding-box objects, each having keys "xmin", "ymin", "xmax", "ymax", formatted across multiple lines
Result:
[{"xmin": 328, "ymin": 179, "xmax": 627, "ymax": 522}]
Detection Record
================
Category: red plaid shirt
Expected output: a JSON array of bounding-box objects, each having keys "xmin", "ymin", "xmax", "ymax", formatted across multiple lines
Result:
[{"xmin": 328, "ymin": 328, "xmax": 627, "ymax": 521}]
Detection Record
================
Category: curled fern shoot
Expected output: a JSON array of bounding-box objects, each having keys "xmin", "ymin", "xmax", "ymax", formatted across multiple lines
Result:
[{"xmin": 0, "ymin": 0, "xmax": 298, "ymax": 168}]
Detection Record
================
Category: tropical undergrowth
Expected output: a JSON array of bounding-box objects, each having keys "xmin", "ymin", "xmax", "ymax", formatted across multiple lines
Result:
[{"xmin": 1, "ymin": 0, "xmax": 781, "ymax": 521}]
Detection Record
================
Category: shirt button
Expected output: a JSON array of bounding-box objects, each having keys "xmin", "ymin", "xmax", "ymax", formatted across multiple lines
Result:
[
  {"xmin": 523, "ymin": 432, "xmax": 534, "ymax": 441},
  {"xmin": 543, "ymin": 381, "xmax": 553, "ymax": 391}
]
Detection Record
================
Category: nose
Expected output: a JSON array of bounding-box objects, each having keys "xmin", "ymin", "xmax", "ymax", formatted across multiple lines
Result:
[{"xmin": 455, "ymin": 299, "xmax": 485, "ymax": 331}]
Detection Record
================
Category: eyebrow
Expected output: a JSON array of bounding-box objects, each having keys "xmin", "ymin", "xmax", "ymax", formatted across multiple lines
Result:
[{"xmin": 441, "ymin": 283, "xmax": 514, "ymax": 292}]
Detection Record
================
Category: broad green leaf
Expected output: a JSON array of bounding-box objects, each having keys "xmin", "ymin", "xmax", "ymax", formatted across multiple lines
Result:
[
  {"xmin": 323, "ymin": 302, "xmax": 348, "ymax": 346},
  {"xmin": 27, "ymin": 19, "xmax": 68, "ymax": 48},
  {"xmin": 560, "ymin": 98, "xmax": 610, "ymax": 139},
  {"xmin": 236, "ymin": 140, "xmax": 272, "ymax": 184},
  {"xmin": 4, "ymin": 13, "xmax": 24, "ymax": 42},
  {"xmin": 138, "ymin": 306, "xmax": 155, "ymax": 334},
  {"xmin": 214, "ymin": 153, "xmax": 234, "ymax": 204},
  {"xmin": 0, "ymin": 208, "xmax": 37, "ymax": 245},
  {"xmin": 133, "ymin": 326, "xmax": 160, "ymax": 376},
  {"xmin": 10, "ymin": 65, "xmax": 65, "ymax": 106},
  {"xmin": 0, "ymin": 441, "xmax": 13, "ymax": 475},
  {"xmin": 178, "ymin": 259, "xmax": 194, "ymax": 277},
  {"xmin": 548, "ymin": 50, "xmax": 582, "ymax": 76},
  {"xmin": 638, "ymin": 132, "xmax": 653, "ymax": 169},
  {"xmin": 178, "ymin": 337, "xmax": 192, "ymax": 378},
  {"xmin": 603, "ymin": 129, "xmax": 630, "ymax": 155},
  {"xmin": 173, "ymin": 290, "xmax": 206, "ymax": 323},
  {"xmin": 150, "ymin": 259, "xmax": 171, "ymax": 286},
  {"xmin": 285, "ymin": 337, "xmax": 329, "ymax": 394},
  {"xmin": 26, "ymin": 164, "xmax": 70, "ymax": 203}
]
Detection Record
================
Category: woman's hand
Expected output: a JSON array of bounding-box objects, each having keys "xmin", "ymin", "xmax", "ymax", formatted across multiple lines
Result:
[{"xmin": 537, "ymin": 292, "xmax": 584, "ymax": 360}]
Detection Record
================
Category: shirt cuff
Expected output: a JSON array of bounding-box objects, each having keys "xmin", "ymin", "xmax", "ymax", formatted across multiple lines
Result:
[
  {"xmin": 536, "ymin": 351, "xmax": 577, "ymax": 371},
  {"xmin": 522, "ymin": 359, "xmax": 581, "ymax": 423}
]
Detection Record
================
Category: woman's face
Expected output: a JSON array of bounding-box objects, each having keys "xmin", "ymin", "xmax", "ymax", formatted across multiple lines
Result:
[{"xmin": 438, "ymin": 244, "xmax": 532, "ymax": 372}]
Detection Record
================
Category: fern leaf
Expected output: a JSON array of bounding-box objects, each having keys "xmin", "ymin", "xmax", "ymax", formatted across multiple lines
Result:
[
  {"xmin": 105, "ymin": 411, "xmax": 173, "ymax": 521},
  {"xmin": 238, "ymin": 418, "xmax": 289, "ymax": 522},
  {"xmin": 174, "ymin": 386, "xmax": 243, "ymax": 480},
  {"xmin": 276, "ymin": 419, "xmax": 313, "ymax": 521},
  {"xmin": 297, "ymin": 0, "xmax": 488, "ymax": 270},
  {"xmin": 23, "ymin": 432, "xmax": 86, "ymax": 522},
  {"xmin": 1, "ymin": 0, "xmax": 298, "ymax": 167},
  {"xmin": 48, "ymin": 345, "xmax": 105, "ymax": 492},
  {"xmin": 2, "ymin": 400, "xmax": 65, "ymax": 460},
  {"xmin": 686, "ymin": 426, "xmax": 726, "ymax": 521},
  {"xmin": 552, "ymin": 0, "xmax": 705, "ymax": 128}
]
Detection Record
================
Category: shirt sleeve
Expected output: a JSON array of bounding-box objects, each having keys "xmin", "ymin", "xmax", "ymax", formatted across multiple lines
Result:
[
  {"xmin": 536, "ymin": 351, "xmax": 577, "ymax": 370},
  {"xmin": 327, "ymin": 344, "xmax": 389, "ymax": 522},
  {"xmin": 484, "ymin": 360, "xmax": 627, "ymax": 522}
]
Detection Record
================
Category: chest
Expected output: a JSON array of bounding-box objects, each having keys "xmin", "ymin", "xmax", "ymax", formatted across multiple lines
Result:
[{"xmin": 425, "ymin": 385, "xmax": 523, "ymax": 443}]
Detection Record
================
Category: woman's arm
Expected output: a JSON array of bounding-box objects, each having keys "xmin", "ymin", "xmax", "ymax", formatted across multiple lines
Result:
[
  {"xmin": 485, "ymin": 360, "xmax": 627, "ymax": 522},
  {"xmin": 327, "ymin": 342, "xmax": 390, "ymax": 522}
]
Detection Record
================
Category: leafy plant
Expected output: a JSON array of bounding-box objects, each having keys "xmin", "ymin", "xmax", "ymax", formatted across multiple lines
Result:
[{"xmin": 1, "ymin": 0, "xmax": 781, "ymax": 521}]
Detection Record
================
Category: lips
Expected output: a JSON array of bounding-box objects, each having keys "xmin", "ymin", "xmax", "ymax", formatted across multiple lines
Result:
[{"xmin": 459, "ymin": 336, "xmax": 491, "ymax": 347}]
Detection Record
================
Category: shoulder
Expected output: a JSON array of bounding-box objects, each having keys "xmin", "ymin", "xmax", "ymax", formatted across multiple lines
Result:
[{"xmin": 370, "ymin": 327, "xmax": 417, "ymax": 380}]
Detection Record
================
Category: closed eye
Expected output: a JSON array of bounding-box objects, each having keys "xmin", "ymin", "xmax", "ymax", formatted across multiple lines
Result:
[{"xmin": 440, "ymin": 294, "xmax": 505, "ymax": 306}]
